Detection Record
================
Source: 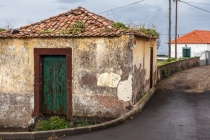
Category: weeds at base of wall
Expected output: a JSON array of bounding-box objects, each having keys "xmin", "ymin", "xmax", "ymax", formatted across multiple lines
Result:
[
  {"xmin": 161, "ymin": 66, "xmax": 185, "ymax": 78},
  {"xmin": 177, "ymin": 68, "xmax": 182, "ymax": 72},
  {"xmin": 34, "ymin": 116, "xmax": 70, "ymax": 131},
  {"xmin": 161, "ymin": 68, "xmax": 170, "ymax": 78},
  {"xmin": 33, "ymin": 116, "xmax": 95, "ymax": 131}
]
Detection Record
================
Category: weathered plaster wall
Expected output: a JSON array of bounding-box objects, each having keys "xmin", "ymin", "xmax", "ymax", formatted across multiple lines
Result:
[
  {"xmin": 73, "ymin": 94, "xmax": 127, "ymax": 118},
  {"xmin": 0, "ymin": 35, "xmax": 133, "ymax": 127},
  {"xmin": 0, "ymin": 39, "xmax": 34, "ymax": 127},
  {"xmin": 0, "ymin": 40, "xmax": 33, "ymax": 93},
  {"xmin": 132, "ymin": 37, "xmax": 157, "ymax": 103},
  {"xmin": 70, "ymin": 35, "xmax": 133, "ymax": 118},
  {"xmin": 0, "ymin": 93, "xmax": 34, "ymax": 128},
  {"xmin": 153, "ymin": 40, "xmax": 157, "ymax": 86}
]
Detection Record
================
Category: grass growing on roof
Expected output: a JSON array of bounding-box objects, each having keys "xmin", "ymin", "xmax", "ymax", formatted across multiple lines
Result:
[
  {"xmin": 70, "ymin": 20, "xmax": 86, "ymax": 35},
  {"xmin": 112, "ymin": 22, "xmax": 159, "ymax": 37},
  {"xmin": 0, "ymin": 28, "xmax": 5, "ymax": 32}
]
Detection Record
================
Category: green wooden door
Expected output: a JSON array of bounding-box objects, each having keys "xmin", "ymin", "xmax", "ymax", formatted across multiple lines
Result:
[{"xmin": 42, "ymin": 55, "xmax": 67, "ymax": 115}]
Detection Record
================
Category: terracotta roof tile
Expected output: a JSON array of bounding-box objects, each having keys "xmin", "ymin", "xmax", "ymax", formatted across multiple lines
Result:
[
  {"xmin": 0, "ymin": 6, "xmax": 157, "ymax": 38},
  {"xmin": 171, "ymin": 30, "xmax": 210, "ymax": 44}
]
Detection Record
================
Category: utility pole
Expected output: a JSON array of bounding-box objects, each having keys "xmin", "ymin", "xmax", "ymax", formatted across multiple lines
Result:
[
  {"xmin": 168, "ymin": 0, "xmax": 171, "ymax": 59},
  {"xmin": 175, "ymin": 0, "xmax": 178, "ymax": 59}
]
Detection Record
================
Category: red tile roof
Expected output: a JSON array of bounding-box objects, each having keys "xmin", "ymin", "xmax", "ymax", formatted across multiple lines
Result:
[
  {"xmin": 0, "ymin": 7, "xmax": 156, "ymax": 38},
  {"xmin": 171, "ymin": 30, "xmax": 210, "ymax": 44}
]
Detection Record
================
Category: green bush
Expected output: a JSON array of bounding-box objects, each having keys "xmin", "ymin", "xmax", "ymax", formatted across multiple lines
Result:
[
  {"xmin": 34, "ymin": 116, "xmax": 70, "ymax": 131},
  {"xmin": 34, "ymin": 116, "xmax": 92, "ymax": 131},
  {"xmin": 70, "ymin": 20, "xmax": 86, "ymax": 35},
  {"xmin": 113, "ymin": 22, "xmax": 128, "ymax": 30},
  {"xmin": 139, "ymin": 28, "xmax": 159, "ymax": 37},
  {"xmin": 161, "ymin": 68, "xmax": 170, "ymax": 77}
]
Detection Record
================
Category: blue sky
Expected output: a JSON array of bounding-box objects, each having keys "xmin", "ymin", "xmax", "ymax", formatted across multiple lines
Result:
[{"xmin": 0, "ymin": 0, "xmax": 209, "ymax": 54}]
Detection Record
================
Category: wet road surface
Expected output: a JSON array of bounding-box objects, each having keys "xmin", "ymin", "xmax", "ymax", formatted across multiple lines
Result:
[{"xmin": 61, "ymin": 66, "xmax": 210, "ymax": 140}]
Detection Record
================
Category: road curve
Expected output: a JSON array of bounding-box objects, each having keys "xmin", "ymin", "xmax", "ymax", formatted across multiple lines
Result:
[{"xmin": 60, "ymin": 65, "xmax": 210, "ymax": 140}]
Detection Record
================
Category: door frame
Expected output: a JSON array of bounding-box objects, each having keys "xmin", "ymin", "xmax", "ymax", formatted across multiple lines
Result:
[
  {"xmin": 150, "ymin": 47, "xmax": 153, "ymax": 89},
  {"xmin": 33, "ymin": 48, "xmax": 72, "ymax": 119}
]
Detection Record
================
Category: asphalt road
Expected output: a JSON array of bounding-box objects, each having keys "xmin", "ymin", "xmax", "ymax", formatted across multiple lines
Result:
[{"xmin": 61, "ymin": 65, "xmax": 210, "ymax": 140}]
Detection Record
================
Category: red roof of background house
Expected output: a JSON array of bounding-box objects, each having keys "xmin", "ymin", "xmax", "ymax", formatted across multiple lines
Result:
[
  {"xmin": 0, "ymin": 7, "xmax": 156, "ymax": 38},
  {"xmin": 170, "ymin": 30, "xmax": 210, "ymax": 44}
]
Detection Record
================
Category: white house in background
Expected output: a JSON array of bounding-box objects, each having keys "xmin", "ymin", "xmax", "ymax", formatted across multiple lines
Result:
[
  {"xmin": 157, "ymin": 55, "xmax": 168, "ymax": 61},
  {"xmin": 170, "ymin": 30, "xmax": 210, "ymax": 65}
]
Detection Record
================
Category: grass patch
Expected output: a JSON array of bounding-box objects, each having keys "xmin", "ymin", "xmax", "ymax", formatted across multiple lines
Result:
[
  {"xmin": 71, "ymin": 117, "xmax": 90, "ymax": 127},
  {"xmin": 34, "ymin": 116, "xmax": 92, "ymax": 131},
  {"xmin": 157, "ymin": 57, "xmax": 190, "ymax": 66},
  {"xmin": 34, "ymin": 116, "xmax": 70, "ymax": 131}
]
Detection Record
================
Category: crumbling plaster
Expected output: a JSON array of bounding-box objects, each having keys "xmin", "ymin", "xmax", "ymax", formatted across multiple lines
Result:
[
  {"xmin": 117, "ymin": 75, "xmax": 132, "ymax": 102},
  {"xmin": 0, "ymin": 35, "xmax": 134, "ymax": 127},
  {"xmin": 0, "ymin": 34, "xmax": 157, "ymax": 127},
  {"xmin": 132, "ymin": 36, "xmax": 157, "ymax": 103}
]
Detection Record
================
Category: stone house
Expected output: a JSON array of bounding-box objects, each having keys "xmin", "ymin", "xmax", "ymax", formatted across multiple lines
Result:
[{"xmin": 0, "ymin": 7, "xmax": 157, "ymax": 127}]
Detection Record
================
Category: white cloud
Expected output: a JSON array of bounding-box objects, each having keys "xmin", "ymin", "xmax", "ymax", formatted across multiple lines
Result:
[
  {"xmin": 57, "ymin": 6, "xmax": 69, "ymax": 10},
  {"xmin": 56, "ymin": 0, "xmax": 85, "ymax": 3}
]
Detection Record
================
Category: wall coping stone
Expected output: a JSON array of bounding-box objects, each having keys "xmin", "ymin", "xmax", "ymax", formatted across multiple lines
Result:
[
  {"xmin": 158, "ymin": 57, "xmax": 199, "ymax": 69},
  {"xmin": 157, "ymin": 57, "xmax": 200, "ymax": 81}
]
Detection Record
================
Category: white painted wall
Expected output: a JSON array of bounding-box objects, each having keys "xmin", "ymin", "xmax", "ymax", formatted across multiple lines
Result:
[
  {"xmin": 208, "ymin": 44, "xmax": 210, "ymax": 50},
  {"xmin": 171, "ymin": 44, "xmax": 208, "ymax": 59}
]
